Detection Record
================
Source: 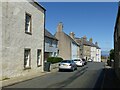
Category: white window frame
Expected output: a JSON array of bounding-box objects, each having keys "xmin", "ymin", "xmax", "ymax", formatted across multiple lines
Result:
[
  {"xmin": 24, "ymin": 49, "xmax": 31, "ymax": 69},
  {"xmin": 25, "ymin": 13, "xmax": 32, "ymax": 34},
  {"xmin": 37, "ymin": 49, "xmax": 42, "ymax": 67}
]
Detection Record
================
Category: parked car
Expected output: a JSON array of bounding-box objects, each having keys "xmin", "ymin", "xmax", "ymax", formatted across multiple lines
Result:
[
  {"xmin": 58, "ymin": 60, "xmax": 77, "ymax": 72},
  {"xmin": 88, "ymin": 58, "xmax": 93, "ymax": 62},
  {"xmin": 82, "ymin": 58, "xmax": 87, "ymax": 65},
  {"xmin": 73, "ymin": 58, "xmax": 84, "ymax": 67}
]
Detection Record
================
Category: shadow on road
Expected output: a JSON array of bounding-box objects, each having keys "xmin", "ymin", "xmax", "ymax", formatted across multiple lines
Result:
[
  {"xmin": 47, "ymin": 66, "xmax": 88, "ymax": 88},
  {"xmin": 94, "ymin": 67, "xmax": 120, "ymax": 89},
  {"xmin": 101, "ymin": 68, "xmax": 120, "ymax": 89}
]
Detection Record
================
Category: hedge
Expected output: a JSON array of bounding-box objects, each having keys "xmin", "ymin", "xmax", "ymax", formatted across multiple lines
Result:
[{"xmin": 47, "ymin": 57, "xmax": 63, "ymax": 64}]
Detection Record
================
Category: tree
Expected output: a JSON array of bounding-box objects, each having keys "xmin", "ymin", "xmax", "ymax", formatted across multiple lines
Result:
[{"xmin": 109, "ymin": 49, "xmax": 114, "ymax": 60}]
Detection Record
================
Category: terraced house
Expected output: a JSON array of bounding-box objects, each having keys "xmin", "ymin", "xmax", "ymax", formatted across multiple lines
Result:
[
  {"xmin": 114, "ymin": 2, "xmax": 120, "ymax": 80},
  {"xmin": 75, "ymin": 36, "xmax": 101, "ymax": 62},
  {"xmin": 55, "ymin": 22, "xmax": 80, "ymax": 60},
  {"xmin": 1, "ymin": 0, "xmax": 45, "ymax": 80},
  {"xmin": 44, "ymin": 29, "xmax": 58, "ymax": 61}
]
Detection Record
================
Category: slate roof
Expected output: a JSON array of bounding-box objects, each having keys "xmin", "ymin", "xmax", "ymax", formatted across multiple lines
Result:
[
  {"xmin": 33, "ymin": 0, "xmax": 46, "ymax": 11},
  {"xmin": 75, "ymin": 37, "xmax": 101, "ymax": 49},
  {"xmin": 45, "ymin": 29, "xmax": 58, "ymax": 41},
  {"xmin": 64, "ymin": 33, "xmax": 79, "ymax": 46}
]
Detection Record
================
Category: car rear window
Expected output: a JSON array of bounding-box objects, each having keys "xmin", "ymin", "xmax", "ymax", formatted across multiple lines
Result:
[
  {"xmin": 74, "ymin": 59, "xmax": 80, "ymax": 61},
  {"xmin": 61, "ymin": 60, "xmax": 71, "ymax": 63}
]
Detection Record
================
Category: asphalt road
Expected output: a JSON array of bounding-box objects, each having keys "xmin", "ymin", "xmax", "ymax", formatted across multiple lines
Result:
[{"xmin": 3, "ymin": 62, "xmax": 105, "ymax": 89}]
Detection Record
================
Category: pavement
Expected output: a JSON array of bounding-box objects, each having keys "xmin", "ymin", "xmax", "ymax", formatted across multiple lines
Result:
[{"xmin": 1, "ymin": 67, "xmax": 58, "ymax": 88}]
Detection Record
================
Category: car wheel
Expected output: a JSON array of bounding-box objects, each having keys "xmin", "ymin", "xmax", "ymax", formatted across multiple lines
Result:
[{"xmin": 76, "ymin": 67, "xmax": 77, "ymax": 70}]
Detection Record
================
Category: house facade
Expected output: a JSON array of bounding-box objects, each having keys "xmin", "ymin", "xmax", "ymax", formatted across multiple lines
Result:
[
  {"xmin": 69, "ymin": 32, "xmax": 80, "ymax": 59},
  {"xmin": 114, "ymin": 2, "xmax": 120, "ymax": 80},
  {"xmin": 95, "ymin": 42, "xmax": 101, "ymax": 62},
  {"xmin": 44, "ymin": 29, "xmax": 58, "ymax": 61},
  {"xmin": 89, "ymin": 38, "xmax": 97, "ymax": 62},
  {"xmin": 55, "ymin": 22, "xmax": 80, "ymax": 60},
  {"xmin": 81, "ymin": 36, "xmax": 91, "ymax": 60},
  {"xmin": 1, "ymin": 0, "xmax": 45, "ymax": 80},
  {"xmin": 75, "ymin": 36, "xmax": 101, "ymax": 62},
  {"xmin": 91, "ymin": 46, "xmax": 97, "ymax": 62}
]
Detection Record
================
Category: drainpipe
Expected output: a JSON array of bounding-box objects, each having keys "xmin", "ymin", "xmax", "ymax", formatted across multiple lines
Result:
[{"xmin": 42, "ymin": 10, "xmax": 46, "ymax": 72}]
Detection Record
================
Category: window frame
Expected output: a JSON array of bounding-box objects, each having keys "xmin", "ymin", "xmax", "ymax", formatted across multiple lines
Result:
[
  {"xmin": 24, "ymin": 48, "xmax": 31, "ymax": 69},
  {"xmin": 49, "ymin": 39, "xmax": 53, "ymax": 47},
  {"xmin": 25, "ymin": 12, "xmax": 32, "ymax": 35},
  {"xmin": 37, "ymin": 49, "xmax": 42, "ymax": 67}
]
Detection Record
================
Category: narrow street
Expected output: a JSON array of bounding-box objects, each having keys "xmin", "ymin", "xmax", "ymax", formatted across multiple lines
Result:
[{"xmin": 3, "ymin": 62, "xmax": 105, "ymax": 88}]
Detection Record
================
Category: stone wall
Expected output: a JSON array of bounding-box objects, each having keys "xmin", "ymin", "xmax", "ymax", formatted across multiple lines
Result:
[
  {"xmin": 50, "ymin": 63, "xmax": 59, "ymax": 71},
  {"xmin": 1, "ymin": 1, "xmax": 45, "ymax": 80}
]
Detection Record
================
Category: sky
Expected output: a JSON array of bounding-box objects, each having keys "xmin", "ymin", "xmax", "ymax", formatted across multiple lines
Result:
[{"xmin": 39, "ymin": 2, "xmax": 118, "ymax": 51}]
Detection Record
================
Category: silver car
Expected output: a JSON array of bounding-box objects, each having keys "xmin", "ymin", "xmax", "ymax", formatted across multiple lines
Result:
[{"xmin": 58, "ymin": 60, "xmax": 77, "ymax": 71}]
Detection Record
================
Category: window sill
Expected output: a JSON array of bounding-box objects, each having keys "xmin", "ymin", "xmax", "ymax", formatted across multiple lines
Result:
[
  {"xmin": 37, "ymin": 65, "xmax": 42, "ymax": 67},
  {"xmin": 24, "ymin": 67, "xmax": 31, "ymax": 70},
  {"xmin": 49, "ymin": 45, "xmax": 53, "ymax": 47},
  {"xmin": 25, "ymin": 32, "xmax": 32, "ymax": 35}
]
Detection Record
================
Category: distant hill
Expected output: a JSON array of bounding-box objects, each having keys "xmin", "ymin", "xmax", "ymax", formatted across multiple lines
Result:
[{"xmin": 101, "ymin": 51, "xmax": 110, "ymax": 57}]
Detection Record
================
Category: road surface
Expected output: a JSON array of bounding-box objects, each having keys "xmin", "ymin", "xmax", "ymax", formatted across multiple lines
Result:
[{"xmin": 3, "ymin": 62, "xmax": 105, "ymax": 89}]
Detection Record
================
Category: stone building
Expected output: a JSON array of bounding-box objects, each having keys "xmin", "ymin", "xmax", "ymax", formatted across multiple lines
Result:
[
  {"xmin": 75, "ymin": 36, "xmax": 91, "ymax": 60},
  {"xmin": 55, "ymin": 22, "xmax": 80, "ymax": 60},
  {"xmin": 114, "ymin": 2, "xmax": 120, "ymax": 80},
  {"xmin": 1, "ymin": 0, "xmax": 45, "ymax": 80},
  {"xmin": 88, "ymin": 38, "xmax": 97, "ymax": 62},
  {"xmin": 44, "ymin": 29, "xmax": 58, "ymax": 61},
  {"xmin": 75, "ymin": 36, "xmax": 101, "ymax": 62}
]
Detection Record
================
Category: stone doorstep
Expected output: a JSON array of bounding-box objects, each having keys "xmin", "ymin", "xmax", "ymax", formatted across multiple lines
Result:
[{"xmin": 2, "ymin": 71, "xmax": 50, "ymax": 87}]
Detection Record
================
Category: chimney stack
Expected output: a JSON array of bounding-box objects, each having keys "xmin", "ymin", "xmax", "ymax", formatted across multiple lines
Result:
[
  {"xmin": 69, "ymin": 32, "xmax": 75, "ymax": 39},
  {"xmin": 83, "ymin": 36, "xmax": 87, "ymax": 41},
  {"xmin": 89, "ymin": 38, "xmax": 93, "ymax": 43},
  {"xmin": 57, "ymin": 22, "xmax": 63, "ymax": 32}
]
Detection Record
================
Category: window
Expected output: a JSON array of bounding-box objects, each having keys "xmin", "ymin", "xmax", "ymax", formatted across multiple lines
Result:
[
  {"xmin": 49, "ymin": 40, "xmax": 53, "ymax": 47},
  {"xmin": 37, "ymin": 49, "xmax": 42, "ymax": 67},
  {"xmin": 24, "ymin": 49, "xmax": 31, "ymax": 69},
  {"xmin": 25, "ymin": 13, "xmax": 32, "ymax": 34},
  {"xmin": 54, "ymin": 52, "xmax": 56, "ymax": 57},
  {"xmin": 56, "ymin": 42, "xmax": 58, "ymax": 48}
]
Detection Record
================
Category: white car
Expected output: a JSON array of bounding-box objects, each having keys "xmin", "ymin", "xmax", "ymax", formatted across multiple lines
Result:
[
  {"xmin": 59, "ymin": 60, "xmax": 77, "ymax": 71},
  {"xmin": 74, "ymin": 59, "xmax": 84, "ymax": 67},
  {"xmin": 88, "ymin": 58, "xmax": 93, "ymax": 62}
]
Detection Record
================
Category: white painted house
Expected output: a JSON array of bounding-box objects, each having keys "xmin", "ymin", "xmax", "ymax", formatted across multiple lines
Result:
[
  {"xmin": 96, "ymin": 46, "xmax": 101, "ymax": 62},
  {"xmin": 85, "ymin": 38, "xmax": 101, "ymax": 62},
  {"xmin": 91, "ymin": 46, "xmax": 97, "ymax": 62},
  {"xmin": 1, "ymin": 0, "xmax": 45, "ymax": 80},
  {"xmin": 91, "ymin": 42, "xmax": 101, "ymax": 62},
  {"xmin": 44, "ymin": 29, "xmax": 58, "ymax": 61}
]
